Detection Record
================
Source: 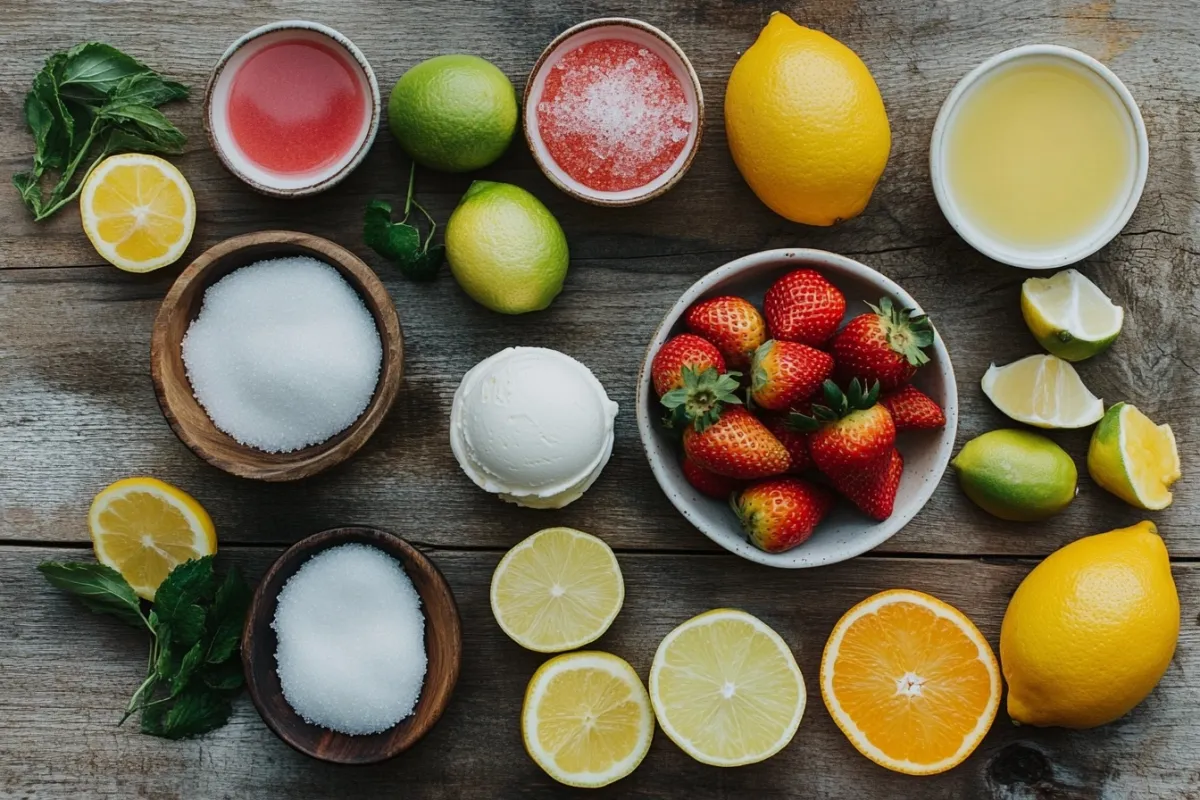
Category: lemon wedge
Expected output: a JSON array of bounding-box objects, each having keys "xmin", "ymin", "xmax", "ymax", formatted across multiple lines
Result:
[
  {"xmin": 981, "ymin": 354, "xmax": 1103, "ymax": 429},
  {"xmin": 491, "ymin": 527, "xmax": 624, "ymax": 653},
  {"xmin": 80, "ymin": 153, "xmax": 195, "ymax": 273},
  {"xmin": 649, "ymin": 608, "xmax": 805, "ymax": 766},
  {"xmin": 1088, "ymin": 402, "xmax": 1181, "ymax": 510},
  {"xmin": 521, "ymin": 651, "xmax": 654, "ymax": 788},
  {"xmin": 88, "ymin": 477, "xmax": 216, "ymax": 600},
  {"xmin": 1021, "ymin": 269, "xmax": 1123, "ymax": 362}
]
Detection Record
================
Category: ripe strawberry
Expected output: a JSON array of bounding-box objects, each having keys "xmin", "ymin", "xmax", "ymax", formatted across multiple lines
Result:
[
  {"xmin": 764, "ymin": 268, "xmax": 847, "ymax": 345},
  {"xmin": 792, "ymin": 379, "xmax": 896, "ymax": 476},
  {"xmin": 831, "ymin": 297, "xmax": 935, "ymax": 390},
  {"xmin": 682, "ymin": 456, "xmax": 744, "ymax": 499},
  {"xmin": 652, "ymin": 333, "xmax": 727, "ymax": 397},
  {"xmin": 733, "ymin": 477, "xmax": 834, "ymax": 553},
  {"xmin": 831, "ymin": 448, "xmax": 904, "ymax": 521},
  {"xmin": 748, "ymin": 340, "xmax": 834, "ymax": 411},
  {"xmin": 880, "ymin": 385, "xmax": 946, "ymax": 431},
  {"xmin": 684, "ymin": 296, "xmax": 767, "ymax": 369},
  {"xmin": 682, "ymin": 406, "xmax": 791, "ymax": 479},
  {"xmin": 763, "ymin": 413, "xmax": 812, "ymax": 473}
]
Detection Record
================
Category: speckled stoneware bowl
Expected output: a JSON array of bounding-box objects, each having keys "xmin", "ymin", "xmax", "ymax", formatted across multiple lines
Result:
[
  {"xmin": 635, "ymin": 249, "xmax": 958, "ymax": 569},
  {"xmin": 204, "ymin": 20, "xmax": 381, "ymax": 197}
]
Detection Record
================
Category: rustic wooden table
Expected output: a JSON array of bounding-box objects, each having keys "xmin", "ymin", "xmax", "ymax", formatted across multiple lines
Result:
[{"xmin": 2, "ymin": 1, "xmax": 1197, "ymax": 797}]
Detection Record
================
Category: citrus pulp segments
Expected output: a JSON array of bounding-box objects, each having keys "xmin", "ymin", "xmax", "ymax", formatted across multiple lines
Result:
[
  {"xmin": 649, "ymin": 608, "xmax": 805, "ymax": 767},
  {"xmin": 88, "ymin": 477, "xmax": 216, "ymax": 601},
  {"xmin": 820, "ymin": 589, "xmax": 1001, "ymax": 776},
  {"xmin": 1088, "ymin": 403, "xmax": 1181, "ymax": 510},
  {"xmin": 521, "ymin": 651, "xmax": 654, "ymax": 788},
  {"xmin": 981, "ymin": 354, "xmax": 1103, "ymax": 428},
  {"xmin": 490, "ymin": 527, "xmax": 624, "ymax": 653},
  {"xmin": 80, "ymin": 153, "xmax": 195, "ymax": 273},
  {"xmin": 1020, "ymin": 269, "xmax": 1123, "ymax": 361}
]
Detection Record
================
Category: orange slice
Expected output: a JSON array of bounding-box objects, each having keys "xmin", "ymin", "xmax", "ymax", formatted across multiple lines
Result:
[{"xmin": 820, "ymin": 589, "xmax": 1001, "ymax": 775}]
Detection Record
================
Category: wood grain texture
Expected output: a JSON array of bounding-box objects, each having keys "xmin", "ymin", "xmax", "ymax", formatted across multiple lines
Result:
[
  {"xmin": 150, "ymin": 231, "xmax": 404, "ymax": 481},
  {"xmin": 2, "ymin": 546, "xmax": 1197, "ymax": 799}
]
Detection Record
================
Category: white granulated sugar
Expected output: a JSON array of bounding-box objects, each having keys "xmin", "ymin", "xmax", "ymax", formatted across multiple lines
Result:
[
  {"xmin": 181, "ymin": 256, "xmax": 382, "ymax": 453},
  {"xmin": 272, "ymin": 543, "xmax": 427, "ymax": 736}
]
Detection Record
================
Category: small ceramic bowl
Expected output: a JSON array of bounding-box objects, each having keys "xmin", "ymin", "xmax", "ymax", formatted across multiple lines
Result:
[
  {"xmin": 150, "ymin": 231, "xmax": 403, "ymax": 481},
  {"xmin": 242, "ymin": 526, "xmax": 462, "ymax": 764},
  {"xmin": 636, "ymin": 249, "xmax": 958, "ymax": 569},
  {"xmin": 930, "ymin": 45, "xmax": 1148, "ymax": 269},
  {"xmin": 205, "ymin": 20, "xmax": 381, "ymax": 197},
  {"xmin": 523, "ymin": 17, "xmax": 704, "ymax": 207}
]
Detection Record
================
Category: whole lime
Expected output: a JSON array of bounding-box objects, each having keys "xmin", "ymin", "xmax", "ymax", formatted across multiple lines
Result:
[
  {"xmin": 387, "ymin": 55, "xmax": 517, "ymax": 172},
  {"xmin": 445, "ymin": 181, "xmax": 569, "ymax": 314},
  {"xmin": 952, "ymin": 429, "xmax": 1077, "ymax": 521}
]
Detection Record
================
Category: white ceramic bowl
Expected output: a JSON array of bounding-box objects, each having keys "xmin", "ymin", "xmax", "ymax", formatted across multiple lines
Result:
[
  {"xmin": 204, "ymin": 21, "xmax": 381, "ymax": 197},
  {"xmin": 930, "ymin": 45, "xmax": 1148, "ymax": 269},
  {"xmin": 522, "ymin": 17, "xmax": 703, "ymax": 207},
  {"xmin": 635, "ymin": 249, "xmax": 958, "ymax": 568}
]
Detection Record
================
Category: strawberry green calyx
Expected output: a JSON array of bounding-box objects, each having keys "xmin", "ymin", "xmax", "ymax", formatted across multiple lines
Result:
[
  {"xmin": 868, "ymin": 297, "xmax": 934, "ymax": 367},
  {"xmin": 788, "ymin": 378, "xmax": 880, "ymax": 431},
  {"xmin": 661, "ymin": 366, "xmax": 743, "ymax": 432}
]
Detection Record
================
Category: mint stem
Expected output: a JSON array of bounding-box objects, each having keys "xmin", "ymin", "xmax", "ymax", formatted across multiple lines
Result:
[
  {"xmin": 412, "ymin": 199, "xmax": 437, "ymax": 251},
  {"xmin": 402, "ymin": 161, "xmax": 416, "ymax": 221}
]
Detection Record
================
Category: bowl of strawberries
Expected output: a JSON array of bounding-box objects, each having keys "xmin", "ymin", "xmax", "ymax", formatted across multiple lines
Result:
[{"xmin": 636, "ymin": 249, "xmax": 957, "ymax": 568}]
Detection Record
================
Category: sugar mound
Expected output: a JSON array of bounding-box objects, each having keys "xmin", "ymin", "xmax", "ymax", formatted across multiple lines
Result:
[
  {"xmin": 181, "ymin": 256, "xmax": 382, "ymax": 453},
  {"xmin": 272, "ymin": 543, "xmax": 427, "ymax": 736}
]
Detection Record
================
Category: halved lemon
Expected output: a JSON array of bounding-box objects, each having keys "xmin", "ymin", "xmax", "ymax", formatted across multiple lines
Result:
[
  {"xmin": 80, "ymin": 153, "xmax": 195, "ymax": 273},
  {"xmin": 1088, "ymin": 402, "xmax": 1181, "ymax": 510},
  {"xmin": 521, "ymin": 651, "xmax": 654, "ymax": 788},
  {"xmin": 1021, "ymin": 269, "xmax": 1123, "ymax": 362},
  {"xmin": 820, "ymin": 589, "xmax": 1001, "ymax": 776},
  {"xmin": 981, "ymin": 354, "xmax": 1103, "ymax": 428},
  {"xmin": 649, "ymin": 608, "xmax": 805, "ymax": 767},
  {"xmin": 88, "ymin": 477, "xmax": 216, "ymax": 601},
  {"xmin": 490, "ymin": 527, "xmax": 624, "ymax": 653}
]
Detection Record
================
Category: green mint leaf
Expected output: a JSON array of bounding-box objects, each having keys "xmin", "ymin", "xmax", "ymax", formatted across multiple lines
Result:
[
  {"xmin": 140, "ymin": 701, "xmax": 167, "ymax": 737},
  {"xmin": 58, "ymin": 42, "xmax": 147, "ymax": 99},
  {"xmin": 406, "ymin": 243, "xmax": 445, "ymax": 281},
  {"xmin": 201, "ymin": 659, "xmax": 245, "ymax": 692},
  {"xmin": 38, "ymin": 562, "xmax": 145, "ymax": 629},
  {"xmin": 99, "ymin": 104, "xmax": 186, "ymax": 152},
  {"xmin": 153, "ymin": 557, "xmax": 215, "ymax": 647},
  {"xmin": 158, "ymin": 687, "xmax": 234, "ymax": 739},
  {"xmin": 205, "ymin": 567, "xmax": 250, "ymax": 665},
  {"xmin": 109, "ymin": 72, "xmax": 188, "ymax": 107},
  {"xmin": 170, "ymin": 641, "xmax": 206, "ymax": 697},
  {"xmin": 364, "ymin": 199, "xmax": 422, "ymax": 268},
  {"xmin": 103, "ymin": 124, "xmax": 182, "ymax": 156},
  {"xmin": 13, "ymin": 172, "xmax": 44, "ymax": 217}
]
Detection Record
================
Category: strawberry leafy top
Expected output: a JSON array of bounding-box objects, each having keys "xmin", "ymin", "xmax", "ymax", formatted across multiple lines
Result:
[
  {"xmin": 787, "ymin": 378, "xmax": 880, "ymax": 431},
  {"xmin": 661, "ymin": 366, "xmax": 743, "ymax": 432},
  {"xmin": 870, "ymin": 297, "xmax": 934, "ymax": 367}
]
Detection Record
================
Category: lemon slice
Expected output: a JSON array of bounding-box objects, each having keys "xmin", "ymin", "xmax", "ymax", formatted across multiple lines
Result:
[
  {"xmin": 80, "ymin": 153, "xmax": 195, "ymax": 273},
  {"xmin": 1021, "ymin": 269, "xmax": 1124, "ymax": 362},
  {"xmin": 1087, "ymin": 402, "xmax": 1181, "ymax": 510},
  {"xmin": 491, "ymin": 527, "xmax": 624, "ymax": 653},
  {"xmin": 521, "ymin": 651, "xmax": 654, "ymax": 788},
  {"xmin": 981, "ymin": 354, "xmax": 1103, "ymax": 429},
  {"xmin": 88, "ymin": 477, "xmax": 216, "ymax": 601},
  {"xmin": 649, "ymin": 608, "xmax": 805, "ymax": 766}
]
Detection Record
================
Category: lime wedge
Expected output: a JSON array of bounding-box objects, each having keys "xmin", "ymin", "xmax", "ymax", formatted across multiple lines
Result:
[
  {"xmin": 1021, "ymin": 269, "xmax": 1123, "ymax": 362},
  {"xmin": 981, "ymin": 354, "xmax": 1103, "ymax": 429},
  {"xmin": 1087, "ymin": 402, "xmax": 1181, "ymax": 510}
]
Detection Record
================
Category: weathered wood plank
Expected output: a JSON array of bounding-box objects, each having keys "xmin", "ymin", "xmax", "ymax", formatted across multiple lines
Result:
[{"xmin": 2, "ymin": 546, "xmax": 1197, "ymax": 799}]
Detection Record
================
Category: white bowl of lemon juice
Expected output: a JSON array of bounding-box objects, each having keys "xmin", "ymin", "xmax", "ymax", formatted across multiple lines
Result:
[{"xmin": 931, "ymin": 45, "xmax": 1148, "ymax": 270}]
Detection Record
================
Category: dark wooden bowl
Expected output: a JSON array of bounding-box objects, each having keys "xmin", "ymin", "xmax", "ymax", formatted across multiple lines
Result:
[
  {"xmin": 242, "ymin": 526, "xmax": 462, "ymax": 764},
  {"xmin": 150, "ymin": 231, "xmax": 403, "ymax": 481}
]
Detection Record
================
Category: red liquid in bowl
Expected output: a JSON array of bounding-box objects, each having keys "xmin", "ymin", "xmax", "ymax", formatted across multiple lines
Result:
[{"xmin": 227, "ymin": 39, "xmax": 366, "ymax": 176}]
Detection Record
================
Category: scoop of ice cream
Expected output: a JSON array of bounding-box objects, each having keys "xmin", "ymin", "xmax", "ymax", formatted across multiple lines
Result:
[{"xmin": 450, "ymin": 347, "xmax": 618, "ymax": 508}]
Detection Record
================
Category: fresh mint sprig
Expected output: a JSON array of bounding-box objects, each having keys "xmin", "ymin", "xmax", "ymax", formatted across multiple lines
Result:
[{"xmin": 364, "ymin": 161, "xmax": 446, "ymax": 281}]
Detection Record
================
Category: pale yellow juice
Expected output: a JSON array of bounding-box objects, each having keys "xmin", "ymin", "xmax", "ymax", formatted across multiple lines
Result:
[{"xmin": 945, "ymin": 59, "xmax": 1136, "ymax": 249}]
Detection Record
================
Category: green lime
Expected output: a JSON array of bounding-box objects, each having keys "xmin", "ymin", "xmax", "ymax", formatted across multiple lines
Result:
[
  {"xmin": 387, "ymin": 55, "xmax": 517, "ymax": 172},
  {"xmin": 445, "ymin": 181, "xmax": 569, "ymax": 314},
  {"xmin": 1021, "ymin": 269, "xmax": 1123, "ymax": 362},
  {"xmin": 951, "ymin": 429, "xmax": 1077, "ymax": 521}
]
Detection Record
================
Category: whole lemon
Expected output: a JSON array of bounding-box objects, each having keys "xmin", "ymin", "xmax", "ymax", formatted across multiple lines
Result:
[
  {"xmin": 1000, "ymin": 521, "xmax": 1179, "ymax": 729},
  {"xmin": 724, "ymin": 12, "xmax": 891, "ymax": 225}
]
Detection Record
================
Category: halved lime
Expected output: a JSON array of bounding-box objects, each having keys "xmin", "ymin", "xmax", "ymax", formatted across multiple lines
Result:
[
  {"xmin": 981, "ymin": 354, "xmax": 1103, "ymax": 429},
  {"xmin": 1021, "ymin": 269, "xmax": 1123, "ymax": 362},
  {"xmin": 1087, "ymin": 402, "xmax": 1180, "ymax": 510}
]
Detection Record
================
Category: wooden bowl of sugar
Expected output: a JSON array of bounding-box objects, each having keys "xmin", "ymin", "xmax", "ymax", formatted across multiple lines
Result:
[
  {"xmin": 242, "ymin": 526, "xmax": 462, "ymax": 764},
  {"xmin": 151, "ymin": 230, "xmax": 403, "ymax": 481}
]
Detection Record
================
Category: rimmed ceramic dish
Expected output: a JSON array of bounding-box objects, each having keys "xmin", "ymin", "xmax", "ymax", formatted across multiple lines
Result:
[
  {"xmin": 204, "ymin": 20, "xmax": 381, "ymax": 197},
  {"xmin": 930, "ymin": 44, "xmax": 1148, "ymax": 269},
  {"xmin": 635, "ymin": 249, "xmax": 958, "ymax": 569},
  {"xmin": 150, "ymin": 231, "xmax": 403, "ymax": 482},
  {"xmin": 242, "ymin": 526, "xmax": 462, "ymax": 764},
  {"xmin": 523, "ymin": 17, "xmax": 704, "ymax": 207}
]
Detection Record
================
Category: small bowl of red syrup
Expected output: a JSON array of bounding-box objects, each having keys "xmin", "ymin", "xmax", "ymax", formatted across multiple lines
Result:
[
  {"xmin": 205, "ymin": 21, "xmax": 380, "ymax": 197},
  {"xmin": 524, "ymin": 18, "xmax": 704, "ymax": 207}
]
